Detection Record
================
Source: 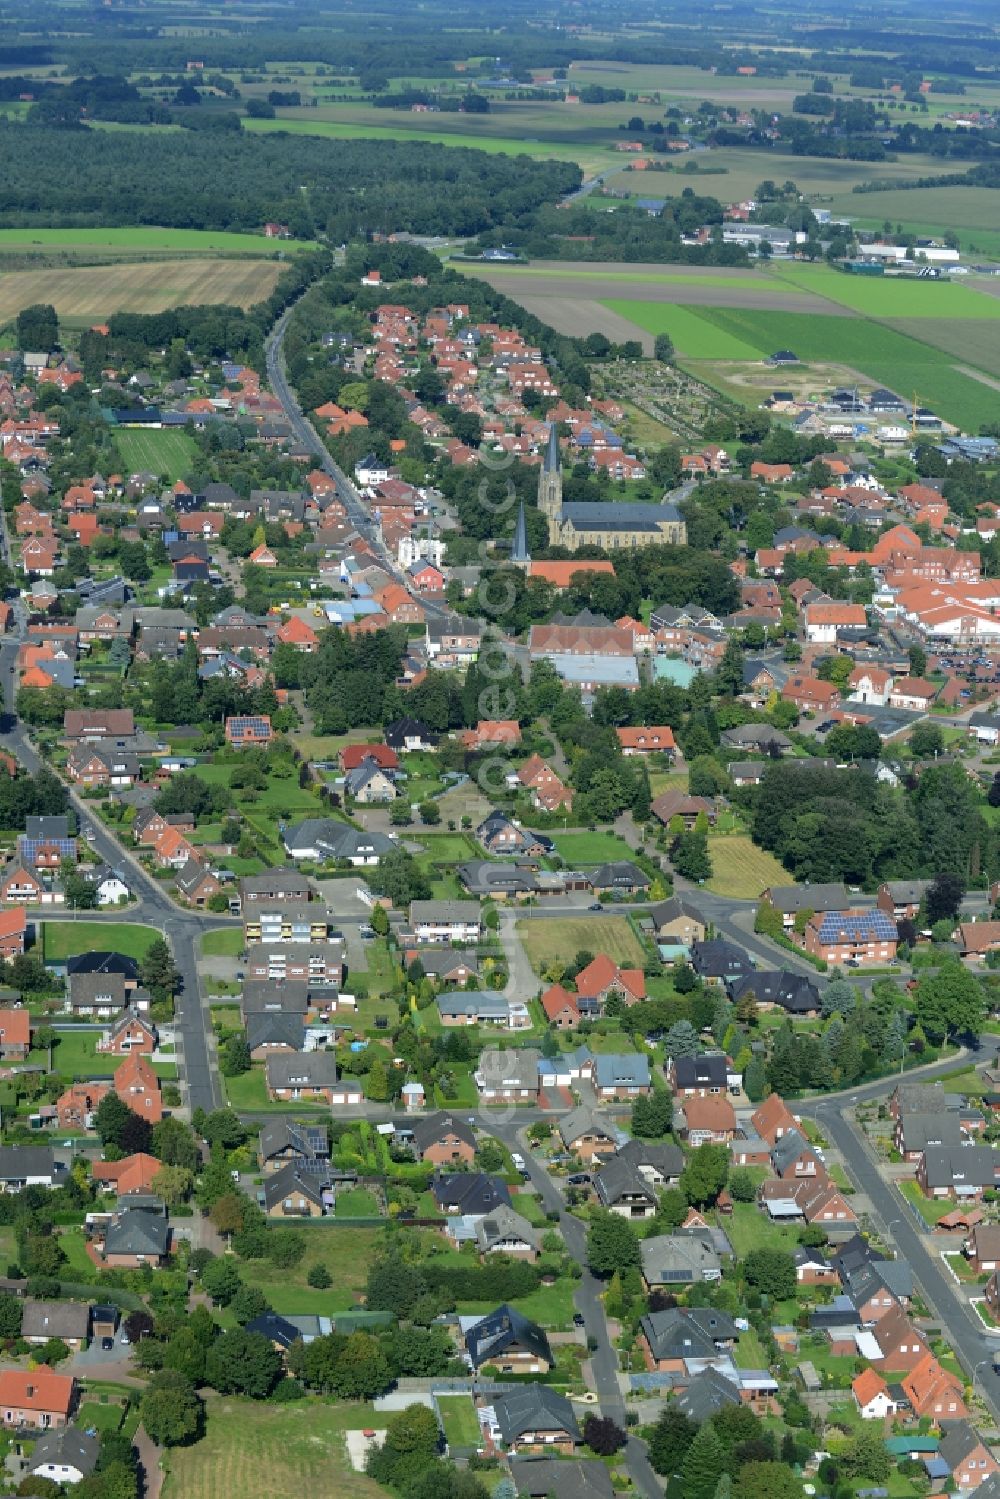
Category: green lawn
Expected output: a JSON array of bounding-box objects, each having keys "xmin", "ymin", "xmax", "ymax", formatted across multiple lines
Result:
[
  {"xmin": 705, "ymin": 834, "xmax": 789, "ymax": 900},
  {"xmin": 459, "ymin": 1275, "xmax": 576, "ymax": 1330},
  {"xmin": 200, "ymin": 928, "xmax": 245, "ymax": 958},
  {"xmin": 334, "ymin": 1187, "xmax": 381, "ymax": 1219},
  {"xmin": 733, "ymin": 1326, "xmax": 770, "ymax": 1370},
  {"xmin": 899, "ymin": 1179, "xmax": 956, "ymax": 1225},
  {"xmin": 438, "ymin": 1395, "xmax": 482, "ymax": 1449},
  {"xmin": 76, "ymin": 1399, "xmax": 125, "ymax": 1434},
  {"xmin": 40, "ymin": 1030, "xmax": 108, "ymax": 1079},
  {"xmin": 224, "ymin": 1068, "xmax": 326, "ymax": 1112},
  {"xmin": 58, "ymin": 1228, "xmax": 96, "ymax": 1280},
  {"xmin": 723, "ymin": 1203, "xmax": 804, "ymax": 1255},
  {"xmin": 238, "ymin": 1226, "xmax": 380, "ymax": 1316},
  {"xmin": 0, "ymin": 226, "xmax": 316, "ymax": 253},
  {"xmin": 42, "ymin": 922, "xmax": 160, "ymax": 963},
  {"xmin": 112, "ymin": 428, "xmax": 197, "ymax": 482},
  {"xmin": 162, "ymin": 1395, "xmax": 386, "ymax": 1499},
  {"xmin": 602, "ymin": 300, "xmax": 768, "ymax": 359},
  {"xmin": 518, "ymin": 915, "xmax": 645, "ymax": 975},
  {"xmin": 551, "ymin": 831, "xmax": 639, "ymax": 865}
]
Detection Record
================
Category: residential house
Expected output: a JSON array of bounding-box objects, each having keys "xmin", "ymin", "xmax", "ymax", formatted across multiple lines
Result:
[
  {"xmin": 668, "ymin": 1053, "xmax": 731, "ymax": 1097},
  {"xmin": 781, "ymin": 675, "xmax": 840, "ymax": 714},
  {"xmin": 574, "ymin": 953, "xmax": 645, "ymax": 1014},
  {"xmin": 557, "ymin": 1106, "xmax": 618, "ymax": 1163},
  {"xmin": 852, "ymin": 1368, "xmax": 896, "ymax": 1420},
  {"xmin": 967, "ymin": 1224, "xmax": 1000, "ymax": 1275},
  {"xmin": 615, "ymin": 727, "xmax": 676, "ymax": 757},
  {"xmin": 690, "ymin": 940, "xmax": 753, "ymax": 987},
  {"xmin": 804, "ymin": 909, "xmax": 899, "ymax": 965},
  {"xmin": 593, "ymin": 1156, "xmax": 659, "ymax": 1220},
  {"xmin": 21, "ymin": 1300, "xmax": 91, "ymax": 1353},
  {"xmin": 27, "ymin": 1425, "xmax": 100, "ymax": 1486},
  {"xmin": 540, "ymin": 985, "xmax": 580, "ymax": 1029},
  {"xmin": 638, "ymin": 1306, "xmax": 739, "ymax": 1372},
  {"xmin": 475, "ymin": 1207, "xmax": 542, "ymax": 1262},
  {"xmin": 96, "ymin": 1008, "xmax": 156, "ymax": 1056},
  {"xmin": 409, "ymin": 1112, "xmax": 477, "ymax": 1166},
  {"xmin": 475, "ymin": 1049, "xmax": 541, "ymax": 1103},
  {"xmin": 935, "ymin": 1420, "xmax": 1000, "ymax": 1489},
  {"xmin": 588, "ymin": 861, "xmax": 650, "ymax": 898},
  {"xmin": 902, "ymin": 1353, "xmax": 968, "ymax": 1422},
  {"xmin": 436, "ymin": 991, "xmax": 529, "ymax": 1029},
  {"xmin": 432, "ymin": 1172, "xmax": 511, "ymax": 1218},
  {"xmin": 90, "ymin": 1200, "xmax": 170, "ymax": 1268},
  {"xmin": 0, "ymin": 1007, "xmax": 30, "ymax": 1060},
  {"xmin": 871, "ymin": 1303, "xmax": 930, "ymax": 1370},
  {"xmin": 18, "ymin": 816, "xmax": 75, "ymax": 869},
  {"xmin": 589, "ymin": 1052, "xmax": 651, "ymax": 1100},
  {"xmin": 728, "ymin": 970, "xmax": 821, "ymax": 1017},
  {"xmin": 649, "ymin": 897, "xmax": 706, "ymax": 947},
  {"xmin": 225, "ymin": 715, "xmax": 272, "ymax": 749},
  {"xmin": 510, "ymin": 1459, "xmax": 612, "ymax": 1499},
  {"xmin": 877, "ymin": 880, "xmax": 931, "ymax": 920},
  {"xmin": 0, "ymin": 1368, "xmax": 75, "ymax": 1430},
  {"xmin": 762, "ymin": 882, "xmax": 851, "ymax": 932},
  {"xmin": 487, "ymin": 1386, "xmax": 580, "ymax": 1456},
  {"xmin": 640, "ymin": 1233, "xmax": 722, "ymax": 1286},
  {"xmin": 265, "ymin": 1054, "xmax": 360, "ymax": 1107},
  {"xmin": 680, "ymin": 1096, "xmax": 737, "ymax": 1145},
  {"xmin": 464, "ymin": 1305, "xmax": 552, "ymax": 1373},
  {"xmin": 410, "ymin": 901, "xmax": 482, "ymax": 944},
  {"xmin": 916, "ymin": 1145, "xmax": 1000, "ymax": 1201},
  {"xmin": 257, "ymin": 1120, "xmax": 329, "ymax": 1175},
  {"xmin": 894, "ymin": 1111, "xmax": 966, "ymax": 1161},
  {"xmin": 262, "ymin": 1163, "xmax": 328, "ymax": 1219},
  {"xmin": 615, "ymin": 1138, "xmax": 683, "ymax": 1189}
]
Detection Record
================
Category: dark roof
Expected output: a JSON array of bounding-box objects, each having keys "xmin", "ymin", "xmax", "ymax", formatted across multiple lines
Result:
[
  {"xmin": 640, "ymin": 1306, "xmax": 738, "ymax": 1362},
  {"xmin": 671, "ymin": 1053, "xmax": 729, "ymax": 1088},
  {"xmin": 594, "ymin": 1156, "xmax": 658, "ymax": 1210},
  {"xmin": 493, "ymin": 1385, "xmax": 580, "ymax": 1444},
  {"xmin": 0, "ymin": 1145, "xmax": 56, "ymax": 1180},
  {"xmin": 258, "ymin": 1119, "xmax": 328, "ymax": 1163},
  {"xmin": 728, "ymin": 969, "xmax": 820, "ymax": 1013},
  {"xmin": 104, "ymin": 1204, "xmax": 168, "ymax": 1256},
  {"xmin": 28, "ymin": 1424, "xmax": 100, "ymax": 1479},
  {"xmin": 690, "ymin": 940, "xmax": 753, "ymax": 980},
  {"xmin": 939, "ymin": 1421, "xmax": 986, "ymax": 1470},
  {"xmin": 262, "ymin": 1161, "xmax": 328, "ymax": 1213},
  {"xmin": 511, "ymin": 1459, "xmax": 613, "ymax": 1499},
  {"xmin": 410, "ymin": 1111, "xmax": 476, "ymax": 1156},
  {"xmin": 66, "ymin": 951, "xmax": 140, "ymax": 982},
  {"xmin": 431, "ymin": 1171, "xmax": 511, "ymax": 1216},
  {"xmin": 245, "ymin": 1310, "xmax": 302, "ymax": 1349},
  {"xmin": 589, "ymin": 860, "xmax": 649, "ymax": 889},
  {"xmin": 246, "ymin": 1013, "xmax": 306, "ymax": 1052},
  {"xmin": 465, "ymin": 1304, "xmax": 552, "ymax": 1370},
  {"xmin": 675, "ymin": 1367, "xmax": 740, "ymax": 1421},
  {"xmin": 617, "ymin": 1138, "xmax": 685, "ymax": 1177}
]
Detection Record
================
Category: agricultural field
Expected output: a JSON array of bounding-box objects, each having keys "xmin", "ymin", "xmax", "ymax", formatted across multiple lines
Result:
[
  {"xmin": 41, "ymin": 921, "xmax": 160, "ymax": 963},
  {"xmin": 518, "ymin": 915, "xmax": 645, "ymax": 974},
  {"xmin": 0, "ymin": 258, "xmax": 282, "ymax": 325},
  {"xmin": 112, "ymin": 428, "xmax": 197, "ymax": 481},
  {"xmin": 162, "ymin": 1396, "xmax": 386, "ymax": 1499},
  {"xmin": 602, "ymin": 301, "xmax": 774, "ymax": 360},
  {"xmin": 0, "ymin": 226, "xmax": 316, "ymax": 256},
  {"xmin": 705, "ymin": 834, "xmax": 789, "ymax": 900},
  {"xmin": 769, "ymin": 263, "xmax": 1000, "ymax": 319}
]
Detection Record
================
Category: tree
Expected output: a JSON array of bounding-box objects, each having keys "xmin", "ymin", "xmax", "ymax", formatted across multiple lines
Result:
[
  {"xmin": 94, "ymin": 1093, "xmax": 132, "ymax": 1148},
  {"xmin": 151, "ymin": 1117, "xmax": 200, "ymax": 1170},
  {"xmin": 743, "ymin": 1248, "xmax": 796, "ymax": 1299},
  {"xmin": 655, "ymin": 1187, "xmax": 689, "ymax": 1231},
  {"xmin": 679, "ymin": 1143, "xmax": 729, "ymax": 1206},
  {"xmin": 308, "ymin": 1262, "xmax": 332, "ymax": 1289},
  {"xmin": 17, "ymin": 303, "xmax": 58, "ymax": 350},
  {"xmin": 139, "ymin": 1369, "xmax": 202, "ymax": 1446},
  {"xmin": 914, "ymin": 962, "xmax": 985, "ymax": 1042},
  {"xmin": 738, "ymin": 1463, "xmax": 804, "ymax": 1499},
  {"xmin": 821, "ymin": 978, "xmax": 855, "ymax": 1018},
  {"xmin": 842, "ymin": 1428, "xmax": 892, "ymax": 1482},
  {"xmin": 330, "ymin": 1330, "xmax": 392, "ymax": 1399},
  {"xmin": 220, "ymin": 1036, "xmax": 251, "ymax": 1076},
  {"xmin": 34, "ymin": 1026, "xmax": 56, "ymax": 1069},
  {"xmin": 230, "ymin": 1285, "xmax": 268, "ymax": 1326},
  {"xmin": 649, "ymin": 1405, "xmax": 697, "ymax": 1477},
  {"xmin": 908, "ymin": 643, "xmax": 927, "ymax": 678},
  {"xmin": 371, "ymin": 903, "xmax": 389, "ymax": 938},
  {"xmin": 664, "ymin": 1019, "xmax": 700, "ymax": 1057},
  {"xmin": 200, "ymin": 1256, "xmax": 243, "ymax": 1306},
  {"xmin": 727, "ymin": 1167, "xmax": 757, "ymax": 1203},
  {"xmin": 926, "ymin": 871, "xmax": 966, "ymax": 925},
  {"xmin": 583, "ymin": 1414, "xmax": 627, "ymax": 1455},
  {"xmin": 205, "ymin": 1328, "xmax": 282, "ymax": 1397},
  {"xmin": 0, "ymin": 1294, "xmax": 22, "ymax": 1338},
  {"xmin": 140, "ymin": 937, "xmax": 182, "ymax": 1005},
  {"xmin": 680, "ymin": 1420, "xmax": 726, "ymax": 1499},
  {"xmin": 384, "ymin": 1402, "xmax": 441, "ymax": 1460},
  {"xmin": 910, "ymin": 721, "xmax": 943, "ymax": 759},
  {"xmin": 151, "ymin": 1165, "xmax": 193, "ymax": 1207},
  {"xmin": 124, "ymin": 1310, "xmax": 155, "ymax": 1344},
  {"xmin": 631, "ymin": 1090, "xmax": 672, "ymax": 1138},
  {"xmin": 209, "ymin": 1192, "xmax": 249, "ymax": 1241},
  {"xmin": 366, "ymin": 1257, "xmax": 427, "ymax": 1318},
  {"xmin": 586, "ymin": 1210, "xmax": 641, "ymax": 1276},
  {"xmin": 654, "ymin": 332, "xmax": 675, "ymax": 363}
]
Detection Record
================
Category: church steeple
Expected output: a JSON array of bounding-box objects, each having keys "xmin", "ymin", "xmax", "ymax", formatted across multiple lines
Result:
[
  {"xmin": 537, "ymin": 423, "xmax": 563, "ymax": 536},
  {"xmin": 511, "ymin": 500, "xmax": 530, "ymax": 569}
]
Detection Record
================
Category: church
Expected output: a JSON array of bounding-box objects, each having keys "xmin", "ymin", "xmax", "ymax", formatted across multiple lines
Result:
[{"xmin": 534, "ymin": 424, "xmax": 687, "ymax": 553}]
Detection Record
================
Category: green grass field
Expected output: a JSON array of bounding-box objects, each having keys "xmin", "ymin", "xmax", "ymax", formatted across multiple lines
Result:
[
  {"xmin": 0, "ymin": 226, "xmax": 316, "ymax": 254},
  {"xmin": 769, "ymin": 262, "xmax": 1000, "ymax": 319},
  {"xmin": 602, "ymin": 300, "xmax": 768, "ymax": 359},
  {"xmin": 438, "ymin": 1396, "xmax": 482, "ymax": 1449},
  {"xmin": 200, "ymin": 928, "xmax": 244, "ymax": 958},
  {"xmin": 518, "ymin": 915, "xmax": 645, "ymax": 975},
  {"xmin": 239, "ymin": 1226, "xmax": 380, "ymax": 1315},
  {"xmin": 112, "ymin": 427, "xmax": 197, "ymax": 481},
  {"xmin": 551, "ymin": 830, "xmax": 639, "ymax": 864},
  {"xmin": 244, "ymin": 114, "xmax": 607, "ymax": 167},
  {"xmin": 334, "ymin": 1187, "xmax": 380, "ymax": 1218},
  {"xmin": 693, "ymin": 307, "xmax": 1000, "ymax": 429},
  {"xmin": 162, "ymin": 1396, "xmax": 386, "ymax": 1499},
  {"xmin": 706, "ymin": 834, "xmax": 789, "ymax": 900},
  {"xmin": 41, "ymin": 921, "xmax": 160, "ymax": 963}
]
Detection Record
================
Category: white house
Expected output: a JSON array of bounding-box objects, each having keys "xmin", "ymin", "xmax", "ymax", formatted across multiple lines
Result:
[{"xmin": 848, "ymin": 666, "xmax": 893, "ymax": 706}]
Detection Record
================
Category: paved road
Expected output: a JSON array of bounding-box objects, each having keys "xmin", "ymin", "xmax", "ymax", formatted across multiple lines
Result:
[
  {"xmin": 486, "ymin": 1111, "xmax": 662, "ymax": 1499},
  {"xmin": 802, "ymin": 1032, "xmax": 1000, "ymax": 1420},
  {"xmin": 0, "ymin": 612, "xmax": 222, "ymax": 1116}
]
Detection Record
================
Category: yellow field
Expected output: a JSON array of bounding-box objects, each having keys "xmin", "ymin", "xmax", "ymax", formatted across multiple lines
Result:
[
  {"xmin": 0, "ymin": 258, "xmax": 282, "ymax": 323},
  {"xmin": 163, "ymin": 1397, "xmax": 384, "ymax": 1499},
  {"xmin": 518, "ymin": 915, "xmax": 646, "ymax": 974},
  {"xmin": 706, "ymin": 834, "xmax": 789, "ymax": 900}
]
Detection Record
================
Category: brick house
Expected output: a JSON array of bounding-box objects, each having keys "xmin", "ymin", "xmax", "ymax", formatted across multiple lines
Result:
[
  {"xmin": 780, "ymin": 674, "xmax": 840, "ymax": 714},
  {"xmin": 751, "ymin": 1093, "xmax": 799, "ymax": 1145},
  {"xmin": 557, "ymin": 1106, "xmax": 618, "ymax": 1163},
  {"xmin": 872, "ymin": 1303, "xmax": 929, "ymax": 1370},
  {"xmin": 574, "ymin": 953, "xmax": 645, "ymax": 1014},
  {"xmin": 225, "ymin": 715, "xmax": 273, "ymax": 749},
  {"xmin": 0, "ymin": 1369, "xmax": 75, "ymax": 1430},
  {"xmin": 0, "ymin": 1007, "xmax": 30, "ymax": 1060},
  {"xmin": 804, "ymin": 909, "xmax": 899, "ymax": 965},
  {"xmin": 680, "ymin": 1096, "xmax": 737, "ymax": 1145},
  {"xmin": 0, "ymin": 907, "xmax": 27, "ymax": 959},
  {"xmin": 968, "ymin": 1224, "xmax": 1000, "ymax": 1275},
  {"xmin": 540, "ymin": 984, "xmax": 580, "ymax": 1029},
  {"xmin": 902, "ymin": 1353, "xmax": 969, "ymax": 1421},
  {"xmin": 409, "ymin": 1111, "xmax": 476, "ymax": 1166},
  {"xmin": 96, "ymin": 1008, "xmax": 156, "ymax": 1056},
  {"xmin": 937, "ymin": 1420, "xmax": 1000, "ymax": 1489},
  {"xmin": 114, "ymin": 1053, "xmax": 162, "ymax": 1124},
  {"xmin": 0, "ymin": 864, "xmax": 43, "ymax": 904}
]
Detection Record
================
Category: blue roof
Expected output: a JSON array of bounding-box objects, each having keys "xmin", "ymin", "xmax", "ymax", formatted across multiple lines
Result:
[
  {"xmin": 654, "ymin": 657, "xmax": 697, "ymax": 687},
  {"xmin": 814, "ymin": 910, "xmax": 898, "ymax": 942}
]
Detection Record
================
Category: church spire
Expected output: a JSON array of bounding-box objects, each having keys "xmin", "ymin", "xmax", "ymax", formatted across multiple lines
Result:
[
  {"xmin": 543, "ymin": 422, "xmax": 560, "ymax": 473},
  {"xmin": 511, "ymin": 500, "xmax": 530, "ymax": 568}
]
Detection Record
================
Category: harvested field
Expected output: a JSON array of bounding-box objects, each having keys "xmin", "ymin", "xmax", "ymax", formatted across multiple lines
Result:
[
  {"xmin": 0, "ymin": 226, "xmax": 315, "ymax": 255},
  {"xmin": 516, "ymin": 296, "xmax": 659, "ymax": 353},
  {"xmin": 518, "ymin": 915, "xmax": 645, "ymax": 975},
  {"xmin": 460, "ymin": 260, "xmax": 767, "ymax": 284},
  {"xmin": 0, "ymin": 257, "xmax": 282, "ymax": 323},
  {"xmin": 469, "ymin": 265, "xmax": 847, "ymax": 314},
  {"xmin": 883, "ymin": 317, "xmax": 1000, "ymax": 380},
  {"xmin": 706, "ymin": 834, "xmax": 789, "ymax": 900}
]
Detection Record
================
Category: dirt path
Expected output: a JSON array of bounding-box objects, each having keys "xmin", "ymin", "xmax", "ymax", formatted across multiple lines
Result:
[{"xmin": 954, "ymin": 364, "xmax": 1000, "ymax": 392}]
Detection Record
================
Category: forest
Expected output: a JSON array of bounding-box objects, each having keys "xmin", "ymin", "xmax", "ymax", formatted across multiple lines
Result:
[{"xmin": 0, "ymin": 126, "xmax": 580, "ymax": 241}]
